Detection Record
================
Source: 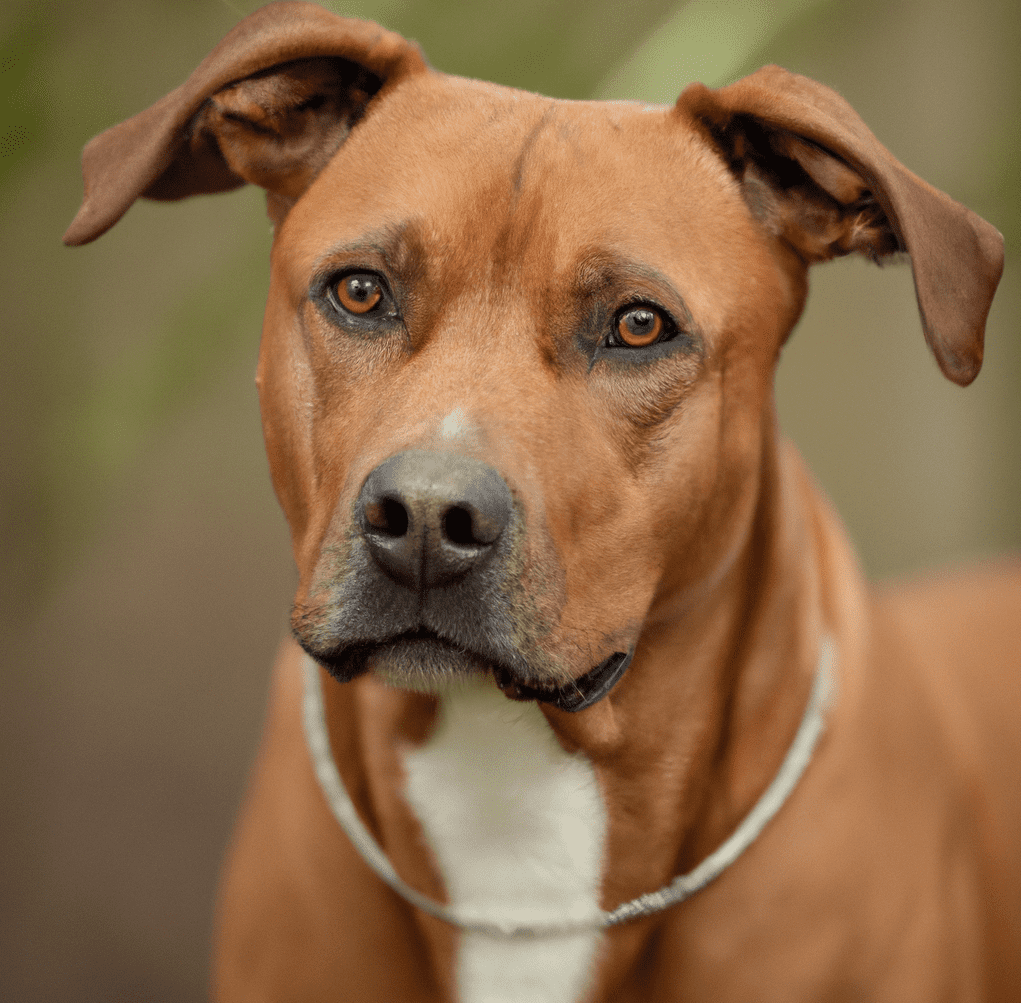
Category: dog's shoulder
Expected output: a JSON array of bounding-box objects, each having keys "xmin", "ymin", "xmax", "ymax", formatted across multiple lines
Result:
[{"xmin": 873, "ymin": 558, "xmax": 1021, "ymax": 805}]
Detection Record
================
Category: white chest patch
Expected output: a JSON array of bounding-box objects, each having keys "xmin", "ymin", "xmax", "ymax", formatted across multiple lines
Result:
[{"xmin": 401, "ymin": 679, "xmax": 608, "ymax": 1003}]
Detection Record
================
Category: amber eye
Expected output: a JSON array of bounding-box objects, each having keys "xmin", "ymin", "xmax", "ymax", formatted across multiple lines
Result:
[
  {"xmin": 615, "ymin": 306, "xmax": 664, "ymax": 347},
  {"xmin": 335, "ymin": 273, "xmax": 383, "ymax": 314}
]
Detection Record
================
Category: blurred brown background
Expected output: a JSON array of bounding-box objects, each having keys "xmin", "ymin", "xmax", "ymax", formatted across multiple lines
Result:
[{"xmin": 1, "ymin": 0, "xmax": 1017, "ymax": 998}]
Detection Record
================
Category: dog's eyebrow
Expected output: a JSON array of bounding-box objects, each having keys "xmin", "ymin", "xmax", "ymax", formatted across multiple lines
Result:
[
  {"xmin": 311, "ymin": 221, "xmax": 428, "ymax": 283},
  {"xmin": 574, "ymin": 251, "xmax": 696, "ymax": 331}
]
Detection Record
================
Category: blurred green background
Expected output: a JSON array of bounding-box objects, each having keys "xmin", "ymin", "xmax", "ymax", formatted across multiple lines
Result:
[{"xmin": 1, "ymin": 0, "xmax": 1017, "ymax": 997}]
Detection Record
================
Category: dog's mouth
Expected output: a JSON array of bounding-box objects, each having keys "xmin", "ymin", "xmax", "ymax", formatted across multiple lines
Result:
[
  {"xmin": 303, "ymin": 628, "xmax": 632, "ymax": 713},
  {"xmin": 361, "ymin": 628, "xmax": 493, "ymax": 688},
  {"xmin": 491, "ymin": 650, "xmax": 633, "ymax": 712}
]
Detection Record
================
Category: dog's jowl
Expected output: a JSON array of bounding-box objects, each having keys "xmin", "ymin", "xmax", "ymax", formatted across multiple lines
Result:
[{"xmin": 66, "ymin": 3, "xmax": 1018, "ymax": 1001}]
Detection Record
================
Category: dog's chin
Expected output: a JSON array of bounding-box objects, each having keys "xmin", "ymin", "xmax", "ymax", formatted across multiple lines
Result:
[
  {"xmin": 310, "ymin": 632, "xmax": 494, "ymax": 694},
  {"xmin": 367, "ymin": 635, "xmax": 493, "ymax": 693}
]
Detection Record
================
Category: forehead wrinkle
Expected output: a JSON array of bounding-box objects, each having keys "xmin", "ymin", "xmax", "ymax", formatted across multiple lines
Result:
[{"xmin": 509, "ymin": 103, "xmax": 558, "ymax": 201}]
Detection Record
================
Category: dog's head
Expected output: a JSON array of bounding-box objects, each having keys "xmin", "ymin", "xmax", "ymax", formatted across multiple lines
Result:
[{"xmin": 65, "ymin": 3, "xmax": 1002, "ymax": 710}]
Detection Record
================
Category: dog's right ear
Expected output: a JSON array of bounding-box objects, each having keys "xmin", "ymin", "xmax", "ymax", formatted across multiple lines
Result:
[
  {"xmin": 678, "ymin": 66, "xmax": 1004, "ymax": 386},
  {"xmin": 63, "ymin": 2, "xmax": 426, "ymax": 245}
]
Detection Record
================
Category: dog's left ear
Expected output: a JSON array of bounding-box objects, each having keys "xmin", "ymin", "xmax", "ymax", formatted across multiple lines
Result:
[
  {"xmin": 678, "ymin": 65, "xmax": 1003, "ymax": 386},
  {"xmin": 63, "ymin": 2, "xmax": 426, "ymax": 245}
]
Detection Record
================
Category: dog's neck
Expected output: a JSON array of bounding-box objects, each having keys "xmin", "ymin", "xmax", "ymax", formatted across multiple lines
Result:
[{"xmin": 530, "ymin": 430, "xmax": 830, "ymax": 874}]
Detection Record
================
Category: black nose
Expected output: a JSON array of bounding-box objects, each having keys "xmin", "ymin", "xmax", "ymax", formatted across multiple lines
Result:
[{"xmin": 356, "ymin": 451, "xmax": 514, "ymax": 590}]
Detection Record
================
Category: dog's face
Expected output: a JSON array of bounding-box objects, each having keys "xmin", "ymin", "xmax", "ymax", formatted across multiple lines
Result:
[
  {"xmin": 259, "ymin": 75, "xmax": 795, "ymax": 694},
  {"xmin": 63, "ymin": 6, "xmax": 1000, "ymax": 704}
]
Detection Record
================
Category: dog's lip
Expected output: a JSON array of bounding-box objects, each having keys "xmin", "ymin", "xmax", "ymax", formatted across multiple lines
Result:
[
  {"xmin": 369, "ymin": 626, "xmax": 491, "ymax": 661},
  {"xmin": 305, "ymin": 628, "xmax": 633, "ymax": 712},
  {"xmin": 307, "ymin": 626, "xmax": 503, "ymax": 679},
  {"xmin": 493, "ymin": 649, "xmax": 634, "ymax": 713},
  {"xmin": 365, "ymin": 626, "xmax": 515, "ymax": 677},
  {"xmin": 366, "ymin": 629, "xmax": 634, "ymax": 713}
]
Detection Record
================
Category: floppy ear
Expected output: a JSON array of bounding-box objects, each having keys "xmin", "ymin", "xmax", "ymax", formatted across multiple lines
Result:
[
  {"xmin": 677, "ymin": 65, "xmax": 1003, "ymax": 386},
  {"xmin": 62, "ymin": 1, "xmax": 426, "ymax": 246}
]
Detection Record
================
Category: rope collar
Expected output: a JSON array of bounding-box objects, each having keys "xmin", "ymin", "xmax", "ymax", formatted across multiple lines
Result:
[{"xmin": 301, "ymin": 637, "xmax": 835, "ymax": 938}]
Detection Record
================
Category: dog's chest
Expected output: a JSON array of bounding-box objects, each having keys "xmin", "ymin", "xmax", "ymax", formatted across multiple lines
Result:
[{"xmin": 401, "ymin": 680, "xmax": 608, "ymax": 1003}]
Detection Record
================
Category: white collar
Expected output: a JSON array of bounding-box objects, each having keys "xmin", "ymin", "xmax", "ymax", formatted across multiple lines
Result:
[{"xmin": 301, "ymin": 636, "xmax": 834, "ymax": 937}]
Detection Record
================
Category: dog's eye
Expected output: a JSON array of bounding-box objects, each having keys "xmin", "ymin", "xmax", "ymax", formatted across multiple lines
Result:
[
  {"xmin": 334, "ymin": 273, "xmax": 383, "ymax": 315},
  {"xmin": 611, "ymin": 305, "xmax": 667, "ymax": 347}
]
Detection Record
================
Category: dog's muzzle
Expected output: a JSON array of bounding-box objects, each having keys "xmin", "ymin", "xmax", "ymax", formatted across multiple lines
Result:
[{"xmin": 298, "ymin": 449, "xmax": 631, "ymax": 712}]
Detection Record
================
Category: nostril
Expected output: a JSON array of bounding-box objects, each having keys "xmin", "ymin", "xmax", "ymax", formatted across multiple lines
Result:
[
  {"xmin": 364, "ymin": 496, "xmax": 409, "ymax": 537},
  {"xmin": 443, "ymin": 506, "xmax": 476, "ymax": 546},
  {"xmin": 357, "ymin": 451, "xmax": 513, "ymax": 589}
]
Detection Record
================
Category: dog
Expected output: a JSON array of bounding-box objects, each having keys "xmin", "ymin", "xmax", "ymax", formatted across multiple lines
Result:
[{"xmin": 64, "ymin": 3, "xmax": 1019, "ymax": 1000}]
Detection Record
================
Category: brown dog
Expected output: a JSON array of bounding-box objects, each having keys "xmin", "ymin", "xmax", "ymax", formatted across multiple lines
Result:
[{"xmin": 65, "ymin": 3, "xmax": 1018, "ymax": 1000}]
